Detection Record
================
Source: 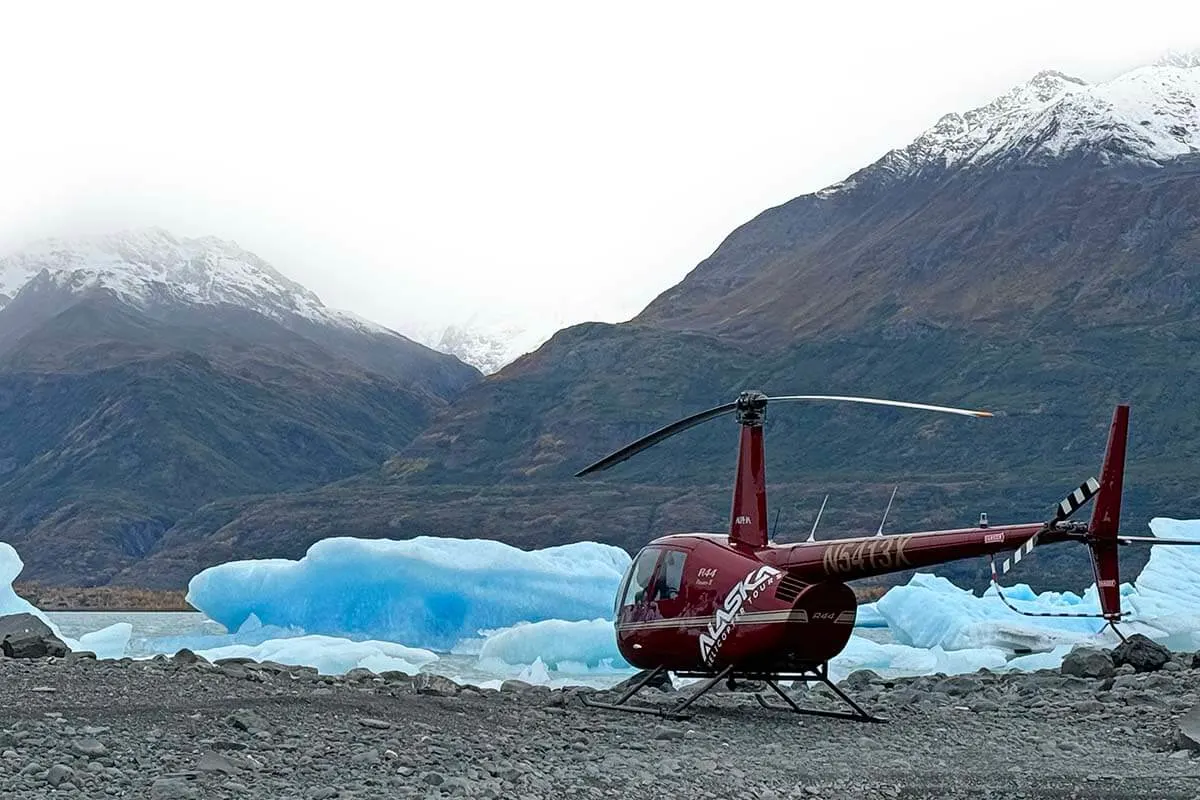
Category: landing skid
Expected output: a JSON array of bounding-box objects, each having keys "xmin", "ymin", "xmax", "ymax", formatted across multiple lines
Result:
[{"xmin": 579, "ymin": 663, "xmax": 885, "ymax": 723}]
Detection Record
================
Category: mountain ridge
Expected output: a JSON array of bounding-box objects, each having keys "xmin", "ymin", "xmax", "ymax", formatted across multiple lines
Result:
[
  {"xmin": 111, "ymin": 53, "xmax": 1200, "ymax": 588},
  {"xmin": 0, "ymin": 232, "xmax": 481, "ymax": 584}
]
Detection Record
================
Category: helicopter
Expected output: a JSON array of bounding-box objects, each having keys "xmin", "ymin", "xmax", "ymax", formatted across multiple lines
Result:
[{"xmin": 573, "ymin": 392, "xmax": 1199, "ymax": 722}]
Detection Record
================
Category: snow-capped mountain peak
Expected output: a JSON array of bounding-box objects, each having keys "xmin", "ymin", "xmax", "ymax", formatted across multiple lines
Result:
[
  {"xmin": 823, "ymin": 54, "xmax": 1200, "ymax": 195},
  {"xmin": 0, "ymin": 228, "xmax": 396, "ymax": 338},
  {"xmin": 1156, "ymin": 48, "xmax": 1200, "ymax": 69}
]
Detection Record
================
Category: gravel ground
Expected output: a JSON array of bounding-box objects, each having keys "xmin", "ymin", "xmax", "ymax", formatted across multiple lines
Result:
[{"xmin": 3, "ymin": 651, "xmax": 1200, "ymax": 799}]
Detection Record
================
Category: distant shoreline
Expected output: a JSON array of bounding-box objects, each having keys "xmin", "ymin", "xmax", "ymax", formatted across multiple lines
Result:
[{"xmin": 14, "ymin": 583, "xmax": 194, "ymax": 613}]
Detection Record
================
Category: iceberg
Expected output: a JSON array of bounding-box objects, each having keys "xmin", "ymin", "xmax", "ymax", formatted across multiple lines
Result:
[
  {"xmin": 875, "ymin": 573, "xmax": 1105, "ymax": 653},
  {"xmin": 1, "ymin": 542, "xmax": 132, "ymax": 659},
  {"xmin": 854, "ymin": 602, "xmax": 887, "ymax": 628},
  {"xmin": 186, "ymin": 536, "xmax": 631, "ymax": 651},
  {"xmin": 829, "ymin": 634, "xmax": 1008, "ymax": 683},
  {"xmin": 477, "ymin": 618, "xmax": 627, "ymax": 670},
  {"xmin": 76, "ymin": 623, "xmax": 133, "ymax": 660},
  {"xmin": 196, "ymin": 635, "xmax": 437, "ymax": 676},
  {"xmin": 873, "ymin": 517, "xmax": 1200, "ymax": 656},
  {"xmin": 0, "ymin": 542, "xmax": 52, "ymax": 624}
]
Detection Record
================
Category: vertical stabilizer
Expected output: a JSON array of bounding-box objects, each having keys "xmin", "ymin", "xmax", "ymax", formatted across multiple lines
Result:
[
  {"xmin": 730, "ymin": 392, "xmax": 768, "ymax": 548},
  {"xmin": 1088, "ymin": 405, "xmax": 1129, "ymax": 621}
]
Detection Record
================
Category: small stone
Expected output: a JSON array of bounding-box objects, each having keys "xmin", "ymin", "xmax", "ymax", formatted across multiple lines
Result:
[
  {"xmin": 357, "ymin": 717, "xmax": 391, "ymax": 730},
  {"xmin": 31, "ymin": 686, "xmax": 57, "ymax": 693},
  {"xmin": 46, "ymin": 764, "xmax": 75, "ymax": 788},
  {"xmin": 72, "ymin": 737, "xmax": 107, "ymax": 757},
  {"xmin": 150, "ymin": 777, "xmax": 200, "ymax": 799},
  {"xmin": 197, "ymin": 751, "xmax": 239, "ymax": 774},
  {"xmin": 226, "ymin": 709, "xmax": 272, "ymax": 734},
  {"xmin": 653, "ymin": 725, "xmax": 686, "ymax": 741},
  {"xmin": 351, "ymin": 748, "xmax": 381, "ymax": 764},
  {"xmin": 421, "ymin": 771, "xmax": 446, "ymax": 786}
]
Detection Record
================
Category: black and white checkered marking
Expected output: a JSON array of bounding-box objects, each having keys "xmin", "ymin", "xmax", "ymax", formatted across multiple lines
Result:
[
  {"xmin": 988, "ymin": 476, "xmax": 1114, "ymax": 619},
  {"xmin": 1054, "ymin": 477, "xmax": 1100, "ymax": 522}
]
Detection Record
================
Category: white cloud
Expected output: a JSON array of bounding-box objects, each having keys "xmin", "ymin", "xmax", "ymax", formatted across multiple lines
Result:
[{"xmin": 0, "ymin": 0, "xmax": 1195, "ymax": 341}]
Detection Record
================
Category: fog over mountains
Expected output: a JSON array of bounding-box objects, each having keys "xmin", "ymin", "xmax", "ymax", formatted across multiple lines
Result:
[{"xmin": 4, "ymin": 52, "xmax": 1200, "ymax": 587}]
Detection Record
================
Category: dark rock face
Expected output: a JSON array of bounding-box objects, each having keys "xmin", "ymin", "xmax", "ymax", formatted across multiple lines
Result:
[
  {"xmin": 0, "ymin": 613, "xmax": 69, "ymax": 659},
  {"xmin": 1061, "ymin": 646, "xmax": 1116, "ymax": 679},
  {"xmin": 1113, "ymin": 634, "xmax": 1171, "ymax": 673}
]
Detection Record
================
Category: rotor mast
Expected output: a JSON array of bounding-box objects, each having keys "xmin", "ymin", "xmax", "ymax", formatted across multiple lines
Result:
[{"xmin": 730, "ymin": 391, "xmax": 770, "ymax": 548}]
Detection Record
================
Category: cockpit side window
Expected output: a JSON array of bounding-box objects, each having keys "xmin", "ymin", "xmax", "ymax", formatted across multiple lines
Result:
[
  {"xmin": 651, "ymin": 549, "xmax": 687, "ymax": 601},
  {"xmin": 617, "ymin": 547, "xmax": 661, "ymax": 611}
]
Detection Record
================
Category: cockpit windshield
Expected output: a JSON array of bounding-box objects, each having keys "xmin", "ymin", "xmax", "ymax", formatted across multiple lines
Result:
[{"xmin": 615, "ymin": 547, "xmax": 661, "ymax": 613}]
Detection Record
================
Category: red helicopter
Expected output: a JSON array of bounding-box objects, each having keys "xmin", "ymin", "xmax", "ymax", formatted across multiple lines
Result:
[{"xmin": 574, "ymin": 392, "xmax": 1197, "ymax": 721}]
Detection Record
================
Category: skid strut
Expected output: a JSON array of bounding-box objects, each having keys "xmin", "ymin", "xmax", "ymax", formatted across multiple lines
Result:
[
  {"xmin": 752, "ymin": 663, "xmax": 885, "ymax": 723},
  {"xmin": 580, "ymin": 663, "xmax": 884, "ymax": 722}
]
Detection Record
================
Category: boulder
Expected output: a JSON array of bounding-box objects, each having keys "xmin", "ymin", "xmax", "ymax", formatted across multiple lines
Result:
[
  {"xmin": 1060, "ymin": 646, "xmax": 1115, "ymax": 679},
  {"xmin": 412, "ymin": 673, "xmax": 461, "ymax": 696},
  {"xmin": 0, "ymin": 613, "xmax": 69, "ymax": 659},
  {"xmin": 610, "ymin": 669, "xmax": 673, "ymax": 694},
  {"xmin": 1112, "ymin": 634, "xmax": 1170, "ymax": 673},
  {"xmin": 1177, "ymin": 703, "xmax": 1200, "ymax": 751},
  {"xmin": 933, "ymin": 675, "xmax": 983, "ymax": 696},
  {"xmin": 843, "ymin": 669, "xmax": 881, "ymax": 691}
]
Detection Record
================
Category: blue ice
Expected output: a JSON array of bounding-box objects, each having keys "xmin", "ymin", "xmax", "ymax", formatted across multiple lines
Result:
[{"xmin": 186, "ymin": 536, "xmax": 631, "ymax": 651}]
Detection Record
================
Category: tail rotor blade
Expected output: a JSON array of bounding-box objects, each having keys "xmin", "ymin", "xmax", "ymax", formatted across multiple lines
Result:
[{"xmin": 1054, "ymin": 477, "xmax": 1100, "ymax": 522}]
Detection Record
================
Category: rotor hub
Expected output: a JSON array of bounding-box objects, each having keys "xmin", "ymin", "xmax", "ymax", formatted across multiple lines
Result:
[{"xmin": 735, "ymin": 390, "xmax": 769, "ymax": 426}]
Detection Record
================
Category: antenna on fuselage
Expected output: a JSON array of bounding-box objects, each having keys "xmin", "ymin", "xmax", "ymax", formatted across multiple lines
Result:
[
  {"xmin": 806, "ymin": 494, "xmax": 829, "ymax": 542},
  {"xmin": 875, "ymin": 485, "xmax": 899, "ymax": 536}
]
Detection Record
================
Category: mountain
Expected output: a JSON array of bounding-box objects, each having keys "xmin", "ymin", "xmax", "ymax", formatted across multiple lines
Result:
[
  {"xmin": 411, "ymin": 302, "xmax": 606, "ymax": 374},
  {"xmin": 0, "ymin": 229, "xmax": 480, "ymax": 584},
  {"xmin": 94, "ymin": 56, "xmax": 1200, "ymax": 588},
  {"xmin": 414, "ymin": 318, "xmax": 548, "ymax": 375}
]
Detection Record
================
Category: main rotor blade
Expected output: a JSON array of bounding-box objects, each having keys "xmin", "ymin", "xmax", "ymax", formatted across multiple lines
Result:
[
  {"xmin": 573, "ymin": 402, "xmax": 737, "ymax": 477},
  {"xmin": 766, "ymin": 395, "xmax": 992, "ymax": 418}
]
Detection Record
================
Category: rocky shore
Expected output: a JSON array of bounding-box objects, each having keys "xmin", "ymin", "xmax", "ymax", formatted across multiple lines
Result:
[{"xmin": 3, "ymin": 640, "xmax": 1200, "ymax": 799}]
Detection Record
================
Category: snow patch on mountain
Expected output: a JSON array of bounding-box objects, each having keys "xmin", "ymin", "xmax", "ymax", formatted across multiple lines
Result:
[
  {"xmin": 0, "ymin": 228, "xmax": 401, "ymax": 339},
  {"xmin": 821, "ymin": 56, "xmax": 1200, "ymax": 195},
  {"xmin": 412, "ymin": 305, "xmax": 596, "ymax": 374},
  {"xmin": 1157, "ymin": 48, "xmax": 1200, "ymax": 69}
]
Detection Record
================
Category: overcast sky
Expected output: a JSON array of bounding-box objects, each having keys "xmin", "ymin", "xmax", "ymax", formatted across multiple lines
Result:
[{"xmin": 0, "ymin": 1, "xmax": 1196, "ymax": 341}]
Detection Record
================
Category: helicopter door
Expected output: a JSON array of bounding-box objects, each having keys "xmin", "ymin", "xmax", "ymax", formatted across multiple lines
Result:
[
  {"xmin": 646, "ymin": 549, "xmax": 688, "ymax": 618},
  {"xmin": 616, "ymin": 547, "xmax": 663, "ymax": 619}
]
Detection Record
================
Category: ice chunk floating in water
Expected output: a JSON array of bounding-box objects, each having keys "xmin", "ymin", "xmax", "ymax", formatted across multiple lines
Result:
[
  {"xmin": 477, "ymin": 618, "xmax": 627, "ymax": 670},
  {"xmin": 0, "ymin": 542, "xmax": 51, "ymax": 624},
  {"xmin": 196, "ymin": 635, "xmax": 437, "ymax": 676},
  {"xmin": 187, "ymin": 537, "xmax": 631, "ymax": 650}
]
